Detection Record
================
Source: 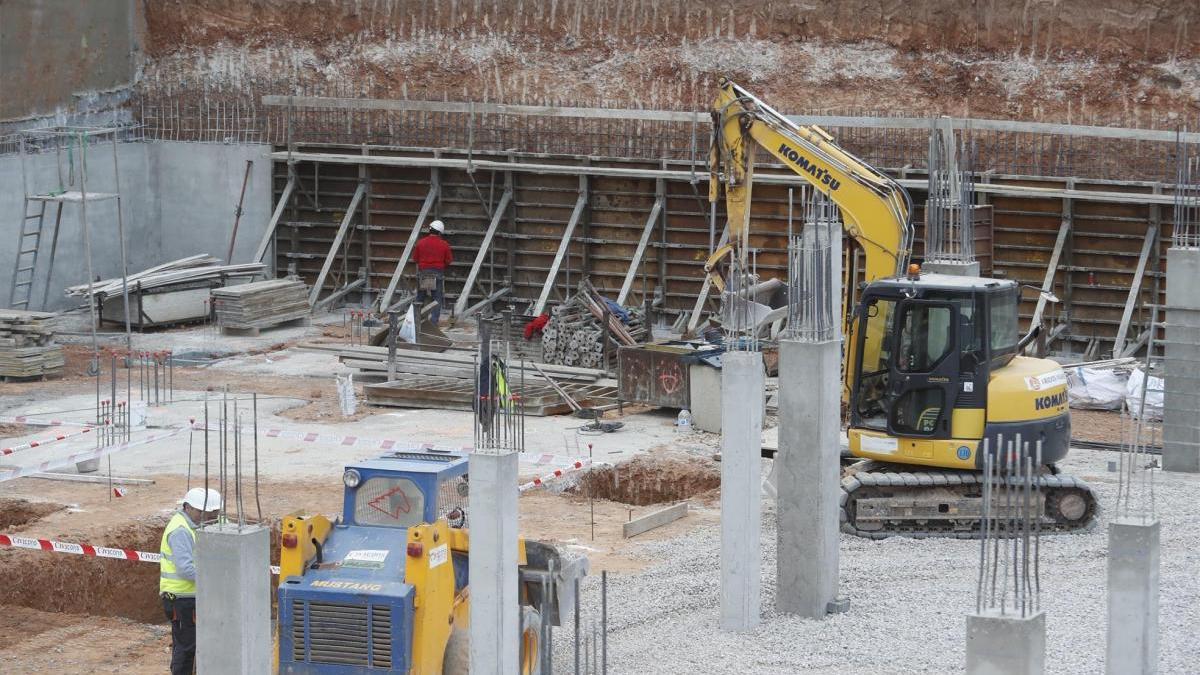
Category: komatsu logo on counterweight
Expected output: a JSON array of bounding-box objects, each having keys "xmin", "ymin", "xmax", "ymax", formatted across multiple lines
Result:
[
  {"xmin": 1034, "ymin": 392, "xmax": 1067, "ymax": 410},
  {"xmin": 777, "ymin": 143, "xmax": 841, "ymax": 190}
]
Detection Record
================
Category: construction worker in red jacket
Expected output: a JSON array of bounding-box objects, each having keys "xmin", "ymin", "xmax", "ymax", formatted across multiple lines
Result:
[{"xmin": 413, "ymin": 220, "xmax": 453, "ymax": 324}]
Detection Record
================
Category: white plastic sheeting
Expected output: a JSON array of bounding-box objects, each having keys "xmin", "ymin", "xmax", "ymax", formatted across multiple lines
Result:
[
  {"xmin": 1125, "ymin": 368, "xmax": 1164, "ymax": 420},
  {"xmin": 1066, "ymin": 366, "xmax": 1126, "ymax": 410}
]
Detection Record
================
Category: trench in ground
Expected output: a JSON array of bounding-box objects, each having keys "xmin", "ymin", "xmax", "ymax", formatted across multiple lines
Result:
[{"xmin": 0, "ymin": 507, "xmax": 282, "ymax": 623}]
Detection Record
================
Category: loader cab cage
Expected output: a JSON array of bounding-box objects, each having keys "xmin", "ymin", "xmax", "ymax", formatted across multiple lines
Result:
[
  {"xmin": 850, "ymin": 274, "xmax": 1019, "ymax": 438},
  {"xmin": 342, "ymin": 450, "xmax": 470, "ymax": 528}
]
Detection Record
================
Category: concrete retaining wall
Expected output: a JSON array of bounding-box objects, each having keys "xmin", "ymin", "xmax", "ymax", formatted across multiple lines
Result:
[
  {"xmin": 0, "ymin": 141, "xmax": 272, "ymax": 311},
  {"xmin": 0, "ymin": 0, "xmax": 140, "ymax": 121}
]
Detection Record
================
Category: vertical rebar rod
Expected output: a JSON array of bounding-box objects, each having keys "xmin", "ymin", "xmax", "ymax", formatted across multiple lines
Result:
[
  {"xmin": 976, "ymin": 440, "xmax": 990, "ymax": 614},
  {"xmin": 254, "ymin": 392, "xmax": 262, "ymax": 523},
  {"xmin": 1034, "ymin": 440, "xmax": 1042, "ymax": 612},
  {"xmin": 574, "ymin": 576, "xmax": 581, "ymax": 675},
  {"xmin": 601, "ymin": 569, "xmax": 608, "ymax": 674}
]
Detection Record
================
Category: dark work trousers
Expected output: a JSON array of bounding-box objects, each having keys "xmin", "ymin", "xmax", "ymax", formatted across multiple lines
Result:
[
  {"xmin": 162, "ymin": 594, "xmax": 197, "ymax": 675},
  {"xmin": 416, "ymin": 269, "xmax": 445, "ymax": 324}
]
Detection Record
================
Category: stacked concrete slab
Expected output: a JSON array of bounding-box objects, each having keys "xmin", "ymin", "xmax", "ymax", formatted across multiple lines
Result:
[
  {"xmin": 0, "ymin": 310, "xmax": 63, "ymax": 379},
  {"xmin": 1163, "ymin": 248, "xmax": 1200, "ymax": 473}
]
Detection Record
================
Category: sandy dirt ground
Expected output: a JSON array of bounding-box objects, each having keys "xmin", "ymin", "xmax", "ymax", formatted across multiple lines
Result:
[{"xmin": 0, "ymin": 463, "xmax": 712, "ymax": 672}]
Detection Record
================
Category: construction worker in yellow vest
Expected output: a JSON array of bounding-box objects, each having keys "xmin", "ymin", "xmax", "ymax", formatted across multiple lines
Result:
[{"xmin": 160, "ymin": 487, "xmax": 221, "ymax": 675}]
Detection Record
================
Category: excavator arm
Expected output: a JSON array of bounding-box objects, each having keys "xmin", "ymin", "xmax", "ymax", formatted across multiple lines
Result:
[
  {"xmin": 705, "ymin": 78, "xmax": 914, "ymax": 399},
  {"xmin": 706, "ymin": 78, "xmax": 913, "ymax": 284}
]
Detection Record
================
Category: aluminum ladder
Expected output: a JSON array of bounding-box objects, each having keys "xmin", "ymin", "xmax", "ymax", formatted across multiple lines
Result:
[{"xmin": 7, "ymin": 197, "xmax": 48, "ymax": 309}]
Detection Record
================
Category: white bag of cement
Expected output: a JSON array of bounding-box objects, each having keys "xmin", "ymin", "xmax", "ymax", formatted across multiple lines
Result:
[
  {"xmin": 129, "ymin": 400, "xmax": 148, "ymax": 429},
  {"xmin": 398, "ymin": 306, "xmax": 417, "ymax": 343},
  {"xmin": 336, "ymin": 372, "xmax": 357, "ymax": 416},
  {"xmin": 1125, "ymin": 368, "xmax": 1163, "ymax": 420},
  {"xmin": 1066, "ymin": 366, "xmax": 1126, "ymax": 410}
]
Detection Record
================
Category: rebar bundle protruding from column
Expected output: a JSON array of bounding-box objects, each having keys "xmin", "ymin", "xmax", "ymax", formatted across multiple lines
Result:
[
  {"xmin": 197, "ymin": 390, "xmax": 263, "ymax": 529},
  {"xmin": 1116, "ymin": 303, "xmax": 1159, "ymax": 521},
  {"xmin": 473, "ymin": 314, "xmax": 526, "ymax": 454},
  {"xmin": 926, "ymin": 122, "xmax": 977, "ymax": 263},
  {"xmin": 786, "ymin": 190, "xmax": 841, "ymax": 343},
  {"xmin": 1174, "ymin": 126, "xmax": 1200, "ymax": 248},
  {"xmin": 975, "ymin": 437, "xmax": 1043, "ymax": 618}
]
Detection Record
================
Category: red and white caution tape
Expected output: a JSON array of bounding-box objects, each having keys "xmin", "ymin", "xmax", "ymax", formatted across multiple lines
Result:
[
  {"xmin": 0, "ymin": 416, "xmax": 94, "ymax": 428},
  {"xmin": 518, "ymin": 458, "xmax": 595, "ymax": 492},
  {"xmin": 0, "ymin": 425, "xmax": 190, "ymax": 483},
  {"xmin": 2, "ymin": 426, "xmax": 95, "ymax": 456},
  {"xmin": 0, "ymin": 533, "xmax": 281, "ymax": 574},
  {"xmin": 0, "ymin": 533, "xmax": 161, "ymax": 562}
]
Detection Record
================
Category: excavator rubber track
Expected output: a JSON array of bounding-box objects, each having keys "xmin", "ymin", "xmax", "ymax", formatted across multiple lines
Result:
[{"xmin": 839, "ymin": 460, "xmax": 1099, "ymax": 539}]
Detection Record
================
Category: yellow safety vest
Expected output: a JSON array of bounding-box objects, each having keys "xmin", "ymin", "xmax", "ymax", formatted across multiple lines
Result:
[{"xmin": 159, "ymin": 511, "xmax": 197, "ymax": 596}]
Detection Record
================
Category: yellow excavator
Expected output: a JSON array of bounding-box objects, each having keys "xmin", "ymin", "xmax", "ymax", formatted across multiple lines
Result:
[{"xmin": 707, "ymin": 78, "xmax": 1096, "ymax": 537}]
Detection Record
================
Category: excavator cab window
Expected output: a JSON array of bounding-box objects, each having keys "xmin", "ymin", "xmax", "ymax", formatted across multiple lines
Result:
[
  {"xmin": 889, "ymin": 301, "xmax": 957, "ymax": 436},
  {"xmin": 853, "ymin": 296, "xmax": 897, "ymax": 430},
  {"xmin": 988, "ymin": 289, "xmax": 1019, "ymax": 369}
]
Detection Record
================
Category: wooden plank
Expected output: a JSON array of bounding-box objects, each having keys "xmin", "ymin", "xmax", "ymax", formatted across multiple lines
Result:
[
  {"xmin": 617, "ymin": 195, "xmax": 664, "ymax": 305},
  {"xmin": 308, "ymin": 182, "xmax": 367, "ymax": 305},
  {"xmin": 623, "ymin": 502, "xmax": 688, "ymax": 538},
  {"xmin": 268, "ymin": 151, "xmax": 1184, "ymax": 205},
  {"xmin": 453, "ymin": 185, "xmax": 513, "ymax": 316},
  {"xmin": 260, "ymin": 95, "xmax": 1200, "ymax": 143},
  {"xmin": 1111, "ymin": 224, "xmax": 1157, "ymax": 357},
  {"xmin": 379, "ymin": 172, "xmax": 439, "ymax": 310},
  {"xmin": 252, "ymin": 174, "xmax": 295, "ymax": 265}
]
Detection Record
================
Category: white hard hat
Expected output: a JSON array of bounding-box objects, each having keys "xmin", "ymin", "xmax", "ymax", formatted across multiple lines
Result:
[
  {"xmin": 429, "ymin": 220, "xmax": 445, "ymax": 234},
  {"xmin": 183, "ymin": 487, "xmax": 222, "ymax": 512}
]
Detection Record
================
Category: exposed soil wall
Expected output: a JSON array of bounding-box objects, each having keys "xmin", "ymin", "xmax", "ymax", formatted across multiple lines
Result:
[{"xmin": 136, "ymin": 0, "xmax": 1200, "ymax": 126}]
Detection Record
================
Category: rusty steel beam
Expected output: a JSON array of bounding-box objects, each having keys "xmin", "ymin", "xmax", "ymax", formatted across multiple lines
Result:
[
  {"xmin": 309, "ymin": 181, "xmax": 366, "ymax": 305},
  {"xmin": 454, "ymin": 181, "xmax": 513, "ymax": 316},
  {"xmin": 379, "ymin": 168, "xmax": 440, "ymax": 310},
  {"xmin": 533, "ymin": 175, "xmax": 588, "ymax": 316}
]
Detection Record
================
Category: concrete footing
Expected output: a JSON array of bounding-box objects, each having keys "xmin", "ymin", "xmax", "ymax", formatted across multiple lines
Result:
[
  {"xmin": 966, "ymin": 610, "xmax": 1045, "ymax": 675},
  {"xmin": 195, "ymin": 523, "xmax": 271, "ymax": 674},
  {"xmin": 468, "ymin": 450, "xmax": 519, "ymax": 674},
  {"xmin": 775, "ymin": 338, "xmax": 840, "ymax": 618},
  {"xmin": 1164, "ymin": 247, "xmax": 1200, "ymax": 473},
  {"xmin": 923, "ymin": 260, "xmax": 981, "ymax": 277},
  {"xmin": 719, "ymin": 350, "xmax": 764, "ymax": 631},
  {"xmin": 1107, "ymin": 518, "xmax": 1160, "ymax": 674}
]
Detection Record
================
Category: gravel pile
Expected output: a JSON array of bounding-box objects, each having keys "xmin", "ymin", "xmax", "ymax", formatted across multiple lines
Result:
[{"xmin": 551, "ymin": 447, "xmax": 1200, "ymax": 674}]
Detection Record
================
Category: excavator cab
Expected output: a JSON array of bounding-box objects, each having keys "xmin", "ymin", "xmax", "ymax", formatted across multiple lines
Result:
[{"xmin": 850, "ymin": 274, "xmax": 1019, "ymax": 446}]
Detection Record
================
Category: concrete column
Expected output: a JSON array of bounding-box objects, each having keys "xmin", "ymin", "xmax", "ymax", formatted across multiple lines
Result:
[
  {"xmin": 469, "ymin": 450, "xmax": 519, "ymax": 674},
  {"xmin": 966, "ymin": 610, "xmax": 1045, "ymax": 675},
  {"xmin": 720, "ymin": 350, "xmax": 764, "ymax": 631},
  {"xmin": 195, "ymin": 523, "xmax": 271, "ymax": 674},
  {"xmin": 775, "ymin": 338, "xmax": 840, "ymax": 617},
  {"xmin": 1107, "ymin": 518, "xmax": 1160, "ymax": 675},
  {"xmin": 1163, "ymin": 248, "xmax": 1200, "ymax": 473}
]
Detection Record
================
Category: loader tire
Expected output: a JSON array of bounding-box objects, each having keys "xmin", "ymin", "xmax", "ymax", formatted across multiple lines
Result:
[
  {"xmin": 520, "ymin": 606, "xmax": 542, "ymax": 675},
  {"xmin": 442, "ymin": 627, "xmax": 469, "ymax": 675},
  {"xmin": 441, "ymin": 607, "xmax": 541, "ymax": 675}
]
